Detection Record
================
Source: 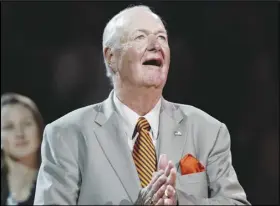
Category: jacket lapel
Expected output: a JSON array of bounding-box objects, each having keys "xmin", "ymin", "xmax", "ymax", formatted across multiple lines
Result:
[
  {"xmin": 93, "ymin": 91, "xmax": 141, "ymax": 203},
  {"xmin": 92, "ymin": 93, "xmax": 188, "ymax": 203},
  {"xmin": 157, "ymin": 99, "xmax": 188, "ymax": 171}
]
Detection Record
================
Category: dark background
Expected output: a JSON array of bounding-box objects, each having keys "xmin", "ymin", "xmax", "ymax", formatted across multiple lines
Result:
[{"xmin": 1, "ymin": 1, "xmax": 279, "ymax": 204}]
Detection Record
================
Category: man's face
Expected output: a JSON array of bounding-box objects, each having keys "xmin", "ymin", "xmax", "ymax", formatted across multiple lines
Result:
[{"xmin": 113, "ymin": 9, "xmax": 170, "ymax": 89}]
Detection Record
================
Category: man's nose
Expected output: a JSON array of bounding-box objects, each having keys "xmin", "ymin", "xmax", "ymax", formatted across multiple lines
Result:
[{"xmin": 147, "ymin": 35, "xmax": 161, "ymax": 51}]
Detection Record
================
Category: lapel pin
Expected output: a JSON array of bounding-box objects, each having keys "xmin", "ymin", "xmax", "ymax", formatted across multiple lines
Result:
[{"xmin": 174, "ymin": 131, "xmax": 182, "ymax": 136}]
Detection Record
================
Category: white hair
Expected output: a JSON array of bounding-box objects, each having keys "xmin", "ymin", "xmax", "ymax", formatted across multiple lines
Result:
[{"xmin": 102, "ymin": 5, "xmax": 161, "ymax": 81}]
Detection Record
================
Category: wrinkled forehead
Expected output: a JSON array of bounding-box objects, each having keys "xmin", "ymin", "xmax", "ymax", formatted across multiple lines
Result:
[{"xmin": 120, "ymin": 9, "xmax": 167, "ymax": 37}]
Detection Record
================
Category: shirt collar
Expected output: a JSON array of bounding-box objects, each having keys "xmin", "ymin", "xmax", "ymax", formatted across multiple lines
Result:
[{"xmin": 113, "ymin": 92, "xmax": 161, "ymax": 140}]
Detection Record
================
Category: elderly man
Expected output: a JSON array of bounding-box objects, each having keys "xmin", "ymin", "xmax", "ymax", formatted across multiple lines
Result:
[{"xmin": 34, "ymin": 5, "xmax": 250, "ymax": 205}]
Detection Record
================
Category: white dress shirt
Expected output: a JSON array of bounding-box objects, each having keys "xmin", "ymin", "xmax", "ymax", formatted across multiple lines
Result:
[{"xmin": 113, "ymin": 93, "xmax": 161, "ymax": 151}]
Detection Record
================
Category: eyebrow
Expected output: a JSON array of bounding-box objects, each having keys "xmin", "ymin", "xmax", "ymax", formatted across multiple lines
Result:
[{"xmin": 134, "ymin": 29, "xmax": 167, "ymax": 35}]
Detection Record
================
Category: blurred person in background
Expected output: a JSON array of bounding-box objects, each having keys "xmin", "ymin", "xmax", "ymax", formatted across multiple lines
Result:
[{"xmin": 1, "ymin": 93, "xmax": 44, "ymax": 205}]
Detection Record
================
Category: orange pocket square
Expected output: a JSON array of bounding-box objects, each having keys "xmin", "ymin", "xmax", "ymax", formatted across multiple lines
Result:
[{"xmin": 180, "ymin": 154, "xmax": 205, "ymax": 175}]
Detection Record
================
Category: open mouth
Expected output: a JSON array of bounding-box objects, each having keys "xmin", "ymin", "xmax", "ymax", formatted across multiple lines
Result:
[{"xmin": 142, "ymin": 59, "xmax": 163, "ymax": 67}]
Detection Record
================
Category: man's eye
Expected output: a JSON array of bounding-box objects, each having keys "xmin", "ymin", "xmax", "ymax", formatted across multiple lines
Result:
[
  {"xmin": 158, "ymin": 35, "xmax": 166, "ymax": 41},
  {"xmin": 135, "ymin": 35, "xmax": 145, "ymax": 40}
]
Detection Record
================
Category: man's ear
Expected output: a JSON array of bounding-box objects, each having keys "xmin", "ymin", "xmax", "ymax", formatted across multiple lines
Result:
[{"xmin": 104, "ymin": 47, "xmax": 117, "ymax": 73}]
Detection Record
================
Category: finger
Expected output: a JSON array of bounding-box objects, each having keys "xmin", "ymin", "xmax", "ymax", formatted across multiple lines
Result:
[
  {"xmin": 155, "ymin": 198, "xmax": 164, "ymax": 205},
  {"xmin": 158, "ymin": 154, "xmax": 168, "ymax": 171},
  {"xmin": 167, "ymin": 168, "xmax": 177, "ymax": 187},
  {"xmin": 152, "ymin": 184, "xmax": 166, "ymax": 203},
  {"xmin": 170, "ymin": 195, "xmax": 177, "ymax": 205},
  {"xmin": 164, "ymin": 198, "xmax": 173, "ymax": 205},
  {"xmin": 166, "ymin": 185, "xmax": 176, "ymax": 198},
  {"xmin": 164, "ymin": 161, "xmax": 175, "ymax": 177},
  {"xmin": 149, "ymin": 170, "xmax": 164, "ymax": 186},
  {"xmin": 149, "ymin": 174, "xmax": 167, "ymax": 197}
]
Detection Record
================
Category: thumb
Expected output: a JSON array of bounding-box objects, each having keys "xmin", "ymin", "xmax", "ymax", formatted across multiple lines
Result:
[{"xmin": 158, "ymin": 154, "xmax": 168, "ymax": 171}]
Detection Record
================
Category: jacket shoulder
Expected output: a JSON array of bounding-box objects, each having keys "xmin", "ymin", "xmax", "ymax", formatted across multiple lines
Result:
[
  {"xmin": 47, "ymin": 102, "xmax": 103, "ymax": 130},
  {"xmin": 172, "ymin": 102, "xmax": 222, "ymax": 127}
]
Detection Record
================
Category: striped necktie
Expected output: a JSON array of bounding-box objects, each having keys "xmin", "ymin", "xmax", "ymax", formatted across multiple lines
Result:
[{"xmin": 132, "ymin": 117, "xmax": 157, "ymax": 188}]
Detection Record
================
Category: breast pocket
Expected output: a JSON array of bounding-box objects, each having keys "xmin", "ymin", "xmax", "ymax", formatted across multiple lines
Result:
[{"xmin": 176, "ymin": 171, "xmax": 208, "ymax": 197}]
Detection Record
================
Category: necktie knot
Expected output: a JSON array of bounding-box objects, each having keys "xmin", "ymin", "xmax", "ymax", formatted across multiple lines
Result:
[{"xmin": 136, "ymin": 117, "xmax": 151, "ymax": 132}]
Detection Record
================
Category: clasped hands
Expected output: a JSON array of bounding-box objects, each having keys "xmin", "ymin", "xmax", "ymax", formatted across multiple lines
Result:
[{"xmin": 135, "ymin": 154, "xmax": 177, "ymax": 205}]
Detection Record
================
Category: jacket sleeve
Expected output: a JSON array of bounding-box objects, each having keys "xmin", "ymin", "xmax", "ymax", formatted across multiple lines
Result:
[{"xmin": 34, "ymin": 124, "xmax": 81, "ymax": 205}]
